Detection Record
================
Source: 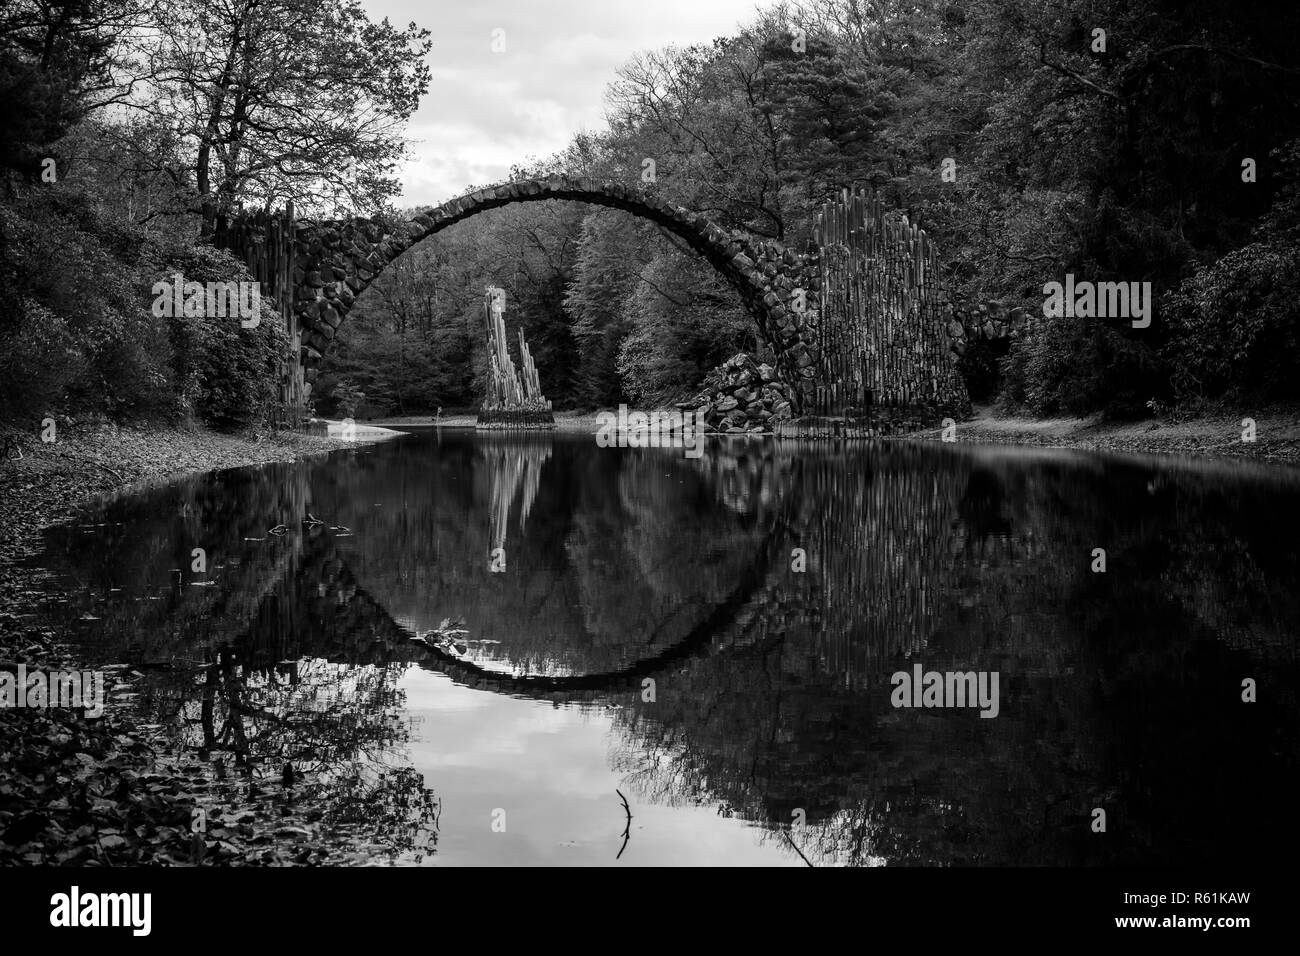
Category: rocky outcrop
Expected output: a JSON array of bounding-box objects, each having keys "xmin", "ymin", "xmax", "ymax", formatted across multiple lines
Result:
[{"xmin": 680, "ymin": 353, "xmax": 797, "ymax": 434}]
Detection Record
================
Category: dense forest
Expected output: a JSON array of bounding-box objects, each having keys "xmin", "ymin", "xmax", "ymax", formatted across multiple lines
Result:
[{"xmin": 2, "ymin": 0, "xmax": 1298, "ymax": 427}]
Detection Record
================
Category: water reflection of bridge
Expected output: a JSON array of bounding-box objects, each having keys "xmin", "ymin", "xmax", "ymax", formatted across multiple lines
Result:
[
  {"xmin": 201, "ymin": 438, "xmax": 1053, "ymax": 868},
  {"xmin": 47, "ymin": 435, "xmax": 1300, "ymax": 867},
  {"xmin": 228, "ymin": 438, "xmax": 974, "ymax": 699},
  {"xmin": 234, "ymin": 440, "xmax": 804, "ymax": 697}
]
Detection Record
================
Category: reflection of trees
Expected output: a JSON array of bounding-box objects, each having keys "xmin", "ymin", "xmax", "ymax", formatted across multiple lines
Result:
[
  {"xmin": 560, "ymin": 445, "xmax": 773, "ymax": 673},
  {"xmin": 40, "ymin": 462, "xmax": 318, "ymax": 665},
  {"xmin": 323, "ymin": 434, "xmax": 779, "ymax": 679},
  {"xmin": 176, "ymin": 652, "xmax": 437, "ymax": 861},
  {"xmin": 324, "ymin": 767, "xmax": 440, "ymax": 864},
  {"xmin": 43, "ymin": 461, "xmax": 443, "ymax": 863},
  {"xmin": 607, "ymin": 443, "xmax": 1300, "ymax": 867},
  {"xmin": 187, "ymin": 655, "xmax": 405, "ymax": 774},
  {"xmin": 39, "ymin": 434, "xmax": 1300, "ymax": 867}
]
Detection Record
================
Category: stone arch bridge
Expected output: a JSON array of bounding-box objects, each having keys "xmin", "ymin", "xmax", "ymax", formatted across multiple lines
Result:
[{"xmin": 216, "ymin": 175, "xmax": 973, "ymax": 424}]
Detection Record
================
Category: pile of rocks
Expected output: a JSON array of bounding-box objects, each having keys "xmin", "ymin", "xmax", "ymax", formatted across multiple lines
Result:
[{"xmin": 680, "ymin": 353, "xmax": 797, "ymax": 434}]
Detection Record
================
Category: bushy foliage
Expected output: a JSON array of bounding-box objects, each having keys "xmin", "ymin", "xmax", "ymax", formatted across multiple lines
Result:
[
  {"xmin": 1159, "ymin": 141, "xmax": 1300, "ymax": 404},
  {"xmin": 615, "ymin": 250, "xmax": 757, "ymax": 405},
  {"xmin": 0, "ymin": 189, "xmax": 289, "ymax": 430},
  {"xmin": 0, "ymin": 190, "xmax": 175, "ymax": 423},
  {"xmin": 317, "ymin": 323, "xmax": 474, "ymax": 418},
  {"xmin": 160, "ymin": 244, "xmax": 290, "ymax": 430},
  {"xmin": 999, "ymin": 317, "xmax": 1166, "ymax": 419},
  {"xmin": 330, "ymin": 379, "xmax": 365, "ymax": 418},
  {"xmin": 564, "ymin": 212, "xmax": 650, "ymax": 408},
  {"xmin": 1161, "ymin": 239, "xmax": 1300, "ymax": 403}
]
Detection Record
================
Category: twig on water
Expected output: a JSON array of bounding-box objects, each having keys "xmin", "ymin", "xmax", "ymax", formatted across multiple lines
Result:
[
  {"xmin": 782, "ymin": 827, "xmax": 814, "ymax": 867},
  {"xmin": 616, "ymin": 788, "xmax": 632, "ymax": 860}
]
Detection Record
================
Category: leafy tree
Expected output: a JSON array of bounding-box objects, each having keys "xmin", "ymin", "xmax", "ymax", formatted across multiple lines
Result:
[
  {"xmin": 162, "ymin": 243, "xmax": 291, "ymax": 429},
  {"xmin": 130, "ymin": 0, "xmax": 431, "ymax": 232},
  {"xmin": 564, "ymin": 210, "xmax": 645, "ymax": 407},
  {"xmin": 616, "ymin": 248, "xmax": 758, "ymax": 405},
  {"xmin": 0, "ymin": 0, "xmax": 139, "ymax": 180}
]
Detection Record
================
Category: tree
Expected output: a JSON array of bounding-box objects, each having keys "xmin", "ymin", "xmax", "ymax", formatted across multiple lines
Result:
[
  {"xmin": 565, "ymin": 210, "xmax": 645, "ymax": 407},
  {"xmin": 606, "ymin": 15, "xmax": 798, "ymax": 239},
  {"xmin": 0, "ymin": 0, "xmax": 141, "ymax": 180},
  {"xmin": 131, "ymin": 0, "xmax": 431, "ymax": 232}
]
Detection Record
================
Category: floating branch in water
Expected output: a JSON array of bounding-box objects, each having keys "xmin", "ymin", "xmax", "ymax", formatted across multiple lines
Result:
[{"xmin": 616, "ymin": 788, "xmax": 633, "ymax": 860}]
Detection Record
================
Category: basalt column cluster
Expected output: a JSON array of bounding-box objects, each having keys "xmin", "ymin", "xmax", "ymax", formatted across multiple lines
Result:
[
  {"xmin": 686, "ymin": 188, "xmax": 973, "ymax": 436},
  {"xmin": 478, "ymin": 287, "xmax": 554, "ymax": 430}
]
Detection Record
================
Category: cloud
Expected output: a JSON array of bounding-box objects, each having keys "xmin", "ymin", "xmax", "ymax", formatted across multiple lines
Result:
[{"xmin": 365, "ymin": 0, "xmax": 764, "ymax": 206}]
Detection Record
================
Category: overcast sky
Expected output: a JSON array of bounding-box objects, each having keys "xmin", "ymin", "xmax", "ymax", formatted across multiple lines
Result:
[{"xmin": 363, "ymin": 0, "xmax": 767, "ymax": 207}]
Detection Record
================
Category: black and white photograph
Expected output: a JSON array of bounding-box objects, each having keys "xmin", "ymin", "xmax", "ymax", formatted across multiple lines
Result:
[{"xmin": 0, "ymin": 0, "xmax": 1295, "ymax": 937}]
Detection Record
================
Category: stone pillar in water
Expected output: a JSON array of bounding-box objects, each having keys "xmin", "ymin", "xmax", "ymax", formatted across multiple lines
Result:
[{"xmin": 478, "ymin": 286, "xmax": 554, "ymax": 429}]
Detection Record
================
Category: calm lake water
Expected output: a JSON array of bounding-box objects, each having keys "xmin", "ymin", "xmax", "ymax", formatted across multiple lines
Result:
[{"xmin": 27, "ymin": 429, "xmax": 1300, "ymax": 865}]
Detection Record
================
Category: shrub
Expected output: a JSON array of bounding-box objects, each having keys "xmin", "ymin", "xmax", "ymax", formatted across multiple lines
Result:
[
  {"xmin": 0, "ymin": 189, "xmax": 175, "ymax": 423},
  {"xmin": 0, "ymin": 187, "xmax": 290, "ymax": 430},
  {"xmin": 1161, "ymin": 238, "xmax": 1300, "ymax": 403},
  {"xmin": 998, "ymin": 316, "xmax": 1166, "ymax": 418},
  {"xmin": 330, "ymin": 379, "xmax": 365, "ymax": 418},
  {"xmin": 157, "ymin": 244, "xmax": 290, "ymax": 430},
  {"xmin": 0, "ymin": 298, "xmax": 83, "ymax": 422}
]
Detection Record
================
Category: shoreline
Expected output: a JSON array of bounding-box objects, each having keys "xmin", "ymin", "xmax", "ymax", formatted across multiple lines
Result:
[
  {"xmin": 903, "ymin": 406, "xmax": 1300, "ymax": 466},
  {"xmin": 368, "ymin": 411, "xmax": 600, "ymax": 430},
  {"xmin": 366, "ymin": 406, "xmax": 1300, "ymax": 467}
]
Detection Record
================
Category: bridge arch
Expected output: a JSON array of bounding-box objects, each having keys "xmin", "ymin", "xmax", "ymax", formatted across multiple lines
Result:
[{"xmin": 289, "ymin": 175, "xmax": 820, "ymax": 409}]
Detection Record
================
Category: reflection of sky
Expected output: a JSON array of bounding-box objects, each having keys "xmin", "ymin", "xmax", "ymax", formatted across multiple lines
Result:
[{"xmin": 400, "ymin": 667, "xmax": 800, "ymax": 866}]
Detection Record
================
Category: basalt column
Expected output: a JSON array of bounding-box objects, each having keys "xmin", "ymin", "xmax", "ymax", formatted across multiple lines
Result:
[{"xmin": 477, "ymin": 287, "xmax": 555, "ymax": 430}]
